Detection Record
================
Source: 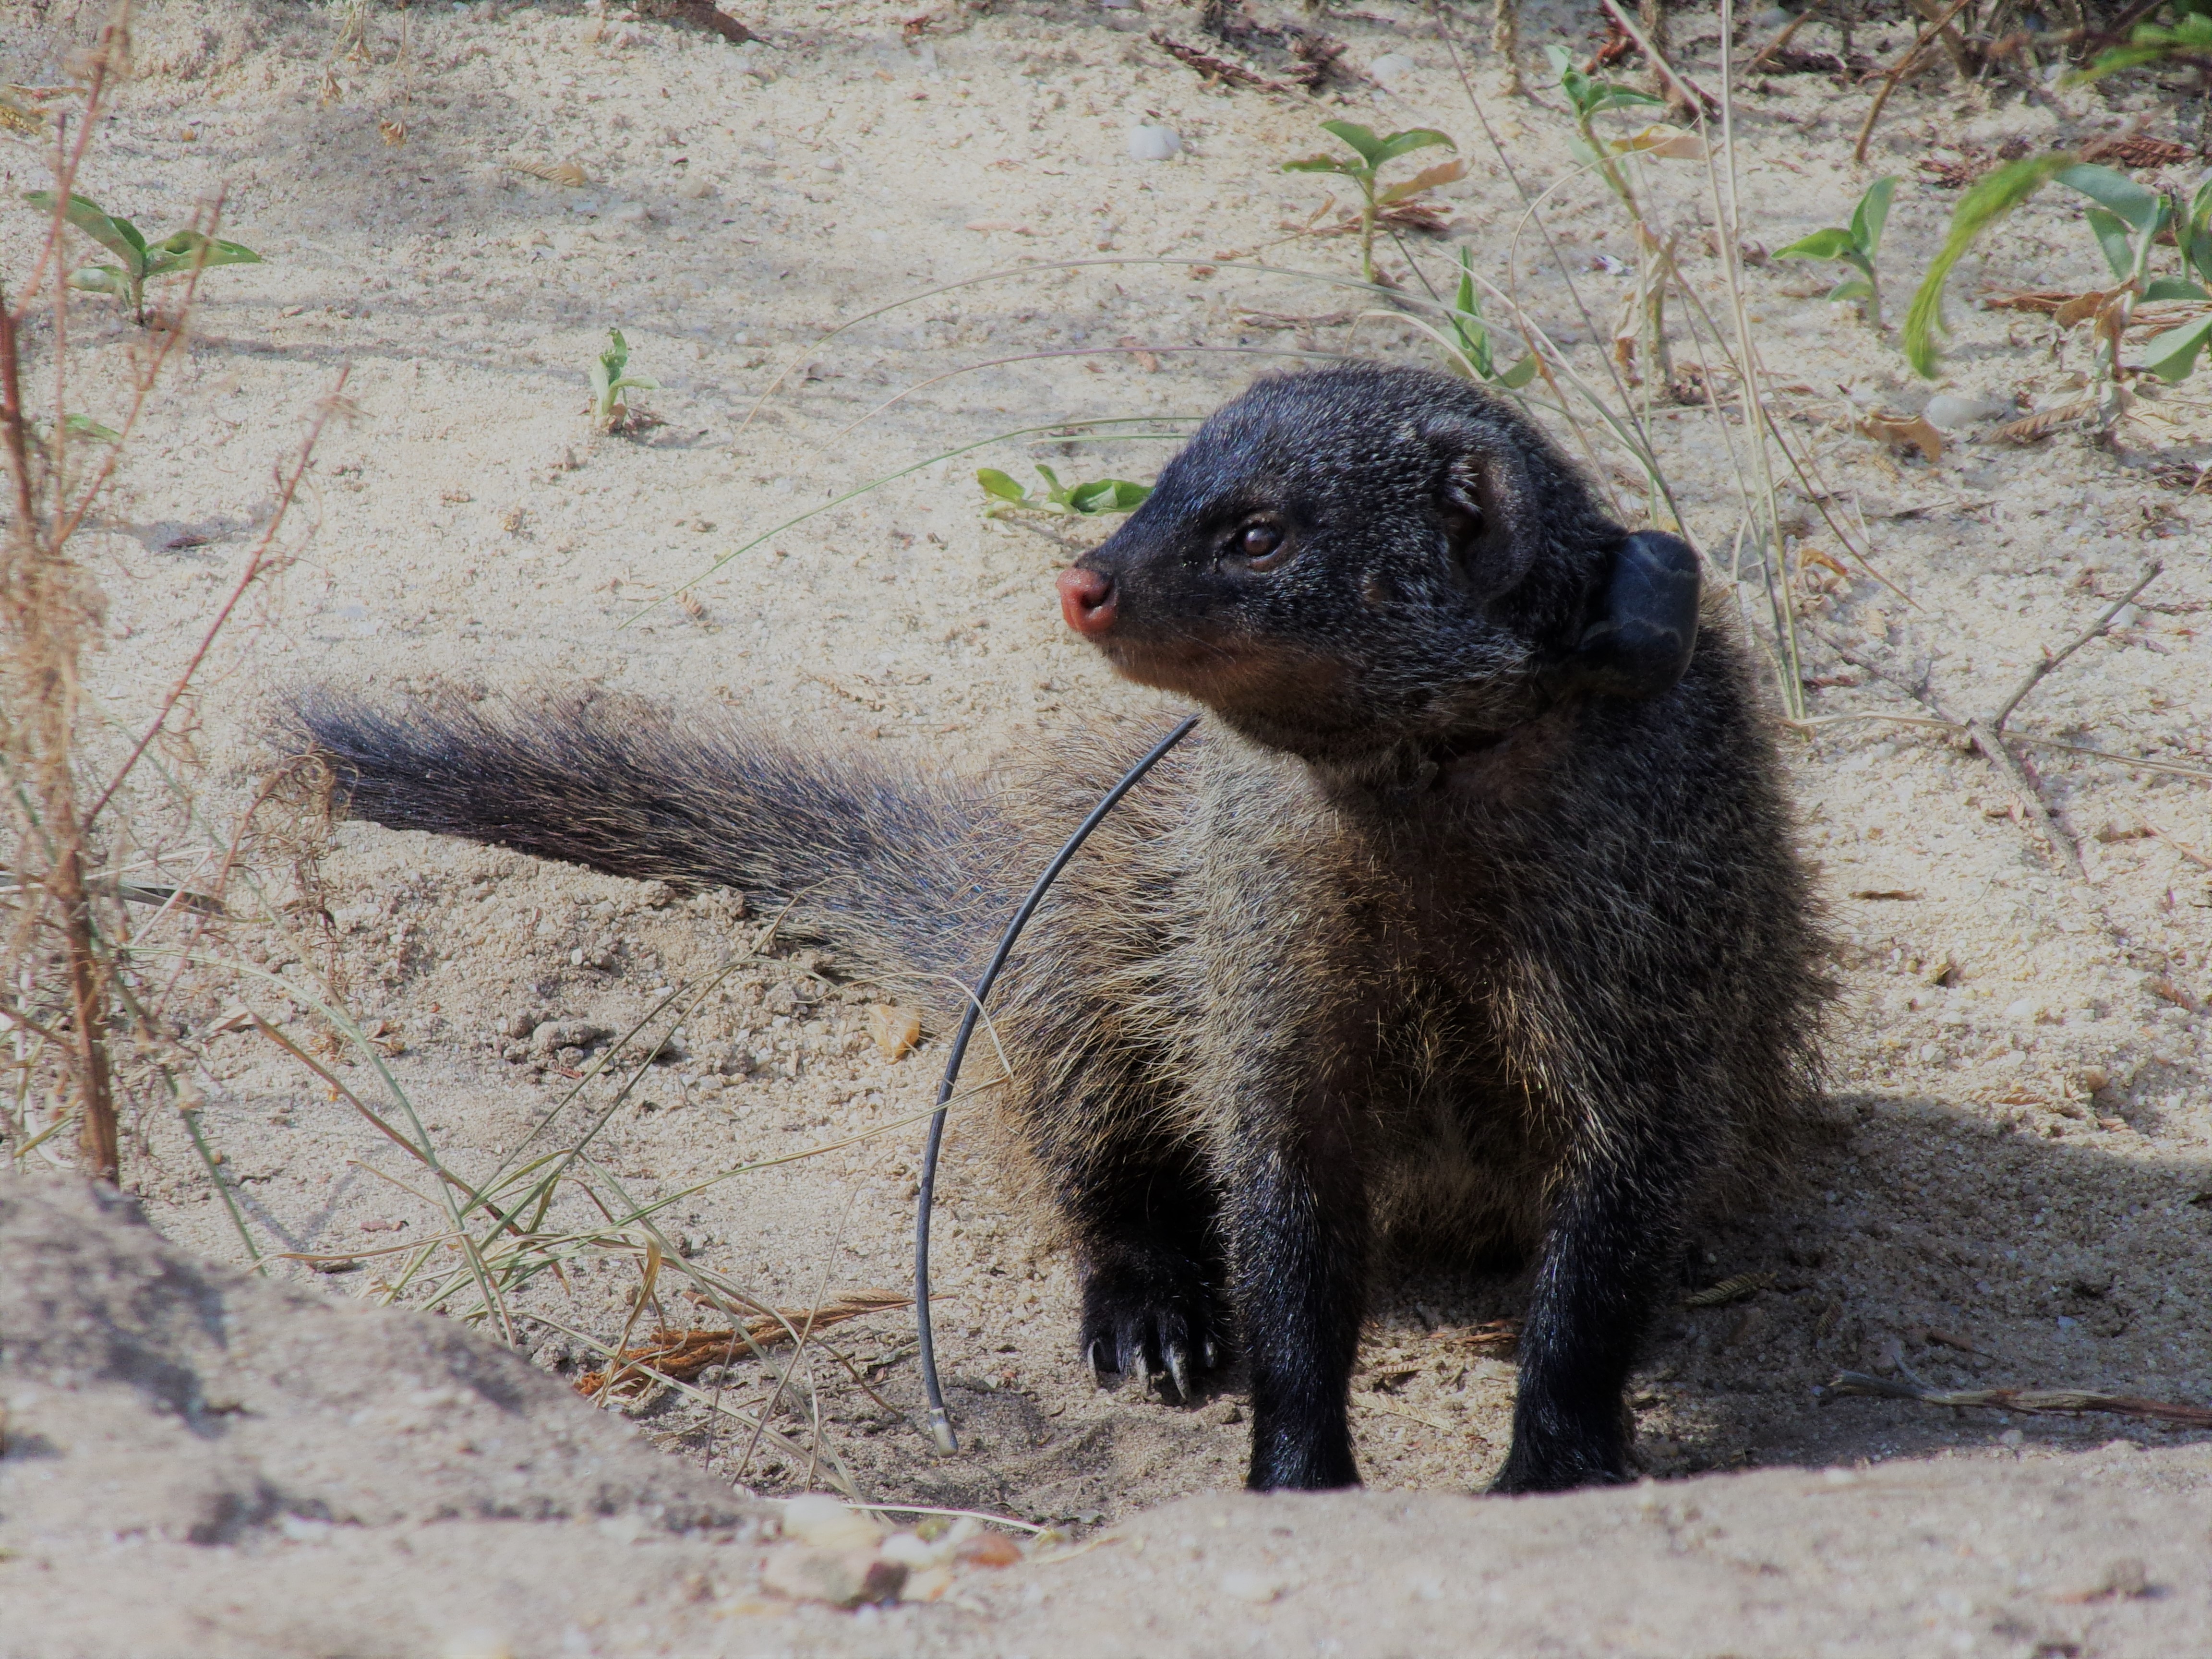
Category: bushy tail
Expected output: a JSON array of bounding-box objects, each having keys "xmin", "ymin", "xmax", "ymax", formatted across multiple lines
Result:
[{"xmin": 286, "ymin": 690, "xmax": 1025, "ymax": 987}]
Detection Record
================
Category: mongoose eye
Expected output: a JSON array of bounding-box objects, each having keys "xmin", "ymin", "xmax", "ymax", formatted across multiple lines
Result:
[{"xmin": 1231, "ymin": 521, "xmax": 1287, "ymax": 570}]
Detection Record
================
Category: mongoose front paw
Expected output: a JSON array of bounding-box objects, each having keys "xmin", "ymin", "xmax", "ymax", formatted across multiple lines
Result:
[
  {"xmin": 1489, "ymin": 1433, "xmax": 1633, "ymax": 1494},
  {"xmin": 1079, "ymin": 1246, "xmax": 1223, "ymax": 1402}
]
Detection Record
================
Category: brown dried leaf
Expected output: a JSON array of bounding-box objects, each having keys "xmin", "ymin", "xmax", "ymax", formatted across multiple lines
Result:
[
  {"xmin": 1855, "ymin": 411, "xmax": 1943, "ymax": 463},
  {"xmin": 1377, "ymin": 156, "xmax": 1469, "ymax": 204},
  {"xmin": 2078, "ymin": 133, "xmax": 2195, "ymax": 170},
  {"xmin": 1615, "ymin": 123, "xmax": 1707, "ymax": 161},
  {"xmin": 0, "ymin": 94, "xmax": 47, "ymax": 137},
  {"xmin": 1980, "ymin": 289, "xmax": 2082, "ymax": 314},
  {"xmin": 868, "ymin": 1003, "xmax": 922, "ymax": 1058},
  {"xmin": 2053, "ymin": 288, "xmax": 2116, "ymax": 330}
]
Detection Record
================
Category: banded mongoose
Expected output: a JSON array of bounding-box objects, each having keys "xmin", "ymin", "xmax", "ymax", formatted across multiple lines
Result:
[{"xmin": 294, "ymin": 363, "xmax": 1827, "ymax": 1493}]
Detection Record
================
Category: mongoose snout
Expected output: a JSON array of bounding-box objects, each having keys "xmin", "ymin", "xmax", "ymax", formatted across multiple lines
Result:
[
  {"xmin": 1056, "ymin": 566, "xmax": 1117, "ymax": 637},
  {"xmin": 293, "ymin": 361, "xmax": 1825, "ymax": 1501}
]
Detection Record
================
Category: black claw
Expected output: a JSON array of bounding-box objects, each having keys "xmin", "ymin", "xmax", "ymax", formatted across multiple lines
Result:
[{"xmin": 1078, "ymin": 1238, "xmax": 1225, "ymax": 1406}]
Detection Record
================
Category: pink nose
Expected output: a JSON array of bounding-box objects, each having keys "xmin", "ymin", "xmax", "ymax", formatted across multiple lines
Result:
[{"xmin": 1058, "ymin": 567, "xmax": 1117, "ymax": 638}]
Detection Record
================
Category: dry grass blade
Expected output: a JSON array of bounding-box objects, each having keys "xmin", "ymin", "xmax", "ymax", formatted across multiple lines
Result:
[
  {"xmin": 1820, "ymin": 1371, "xmax": 2212, "ymax": 1427},
  {"xmin": 576, "ymin": 1287, "xmax": 914, "ymax": 1397},
  {"xmin": 1988, "ymin": 397, "xmax": 2100, "ymax": 445},
  {"xmin": 506, "ymin": 159, "xmax": 589, "ymax": 187},
  {"xmin": 1684, "ymin": 1271, "xmax": 1776, "ymax": 1307},
  {"xmin": 1433, "ymin": 1317, "xmax": 1520, "ymax": 1356}
]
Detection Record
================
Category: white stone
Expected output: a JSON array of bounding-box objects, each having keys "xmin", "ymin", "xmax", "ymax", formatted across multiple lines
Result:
[
  {"xmin": 1370, "ymin": 52, "xmax": 1417, "ymax": 85},
  {"xmin": 1126, "ymin": 124, "xmax": 1180, "ymax": 162},
  {"xmin": 1923, "ymin": 392, "xmax": 2003, "ymax": 429}
]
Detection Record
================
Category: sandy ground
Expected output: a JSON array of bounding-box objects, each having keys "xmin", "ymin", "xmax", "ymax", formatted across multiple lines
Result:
[
  {"xmin": 10, "ymin": 1178, "xmax": 2212, "ymax": 1659},
  {"xmin": 1, "ymin": 0, "xmax": 2210, "ymax": 1651}
]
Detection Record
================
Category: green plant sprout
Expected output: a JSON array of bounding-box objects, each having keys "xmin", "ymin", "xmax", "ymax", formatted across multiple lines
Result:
[
  {"xmin": 1544, "ymin": 44, "xmax": 1693, "ymax": 398},
  {"xmin": 975, "ymin": 464, "xmax": 1151, "ymax": 517},
  {"xmin": 23, "ymin": 191, "xmax": 262, "ymax": 325},
  {"xmin": 1776, "ymin": 177, "xmax": 1898, "ymax": 326},
  {"xmin": 1904, "ymin": 157, "xmax": 2212, "ymax": 394},
  {"xmin": 1283, "ymin": 120, "xmax": 1459, "ymax": 285},
  {"xmin": 2071, "ymin": 5, "xmax": 2212, "ymax": 84},
  {"xmin": 1548, "ymin": 43, "xmax": 1669, "ymax": 202},
  {"xmin": 590, "ymin": 328, "xmax": 658, "ymax": 433},
  {"xmin": 1442, "ymin": 247, "xmax": 1538, "ymax": 389}
]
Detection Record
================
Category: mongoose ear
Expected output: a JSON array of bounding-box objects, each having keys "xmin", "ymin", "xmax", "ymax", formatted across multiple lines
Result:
[
  {"xmin": 1436, "ymin": 443, "xmax": 1542, "ymax": 601},
  {"xmin": 1547, "ymin": 531, "xmax": 1702, "ymax": 701}
]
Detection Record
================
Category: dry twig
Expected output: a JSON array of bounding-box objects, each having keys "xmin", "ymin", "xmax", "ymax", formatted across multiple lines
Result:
[
  {"xmin": 1149, "ymin": 30, "xmax": 1297, "ymax": 95},
  {"xmin": 576, "ymin": 1287, "xmax": 914, "ymax": 1396},
  {"xmin": 1819, "ymin": 1370, "xmax": 2212, "ymax": 1428}
]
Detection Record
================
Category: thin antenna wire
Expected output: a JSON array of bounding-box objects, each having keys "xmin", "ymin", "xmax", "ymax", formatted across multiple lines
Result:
[{"xmin": 914, "ymin": 714, "xmax": 1201, "ymax": 1454}]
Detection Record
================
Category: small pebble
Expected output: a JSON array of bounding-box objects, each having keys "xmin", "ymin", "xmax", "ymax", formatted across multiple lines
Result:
[
  {"xmin": 1218, "ymin": 1569, "xmax": 1288, "ymax": 1604},
  {"xmin": 1369, "ymin": 52, "xmax": 1417, "ymax": 85},
  {"xmin": 1922, "ymin": 392, "xmax": 2004, "ymax": 430},
  {"xmin": 760, "ymin": 1544, "xmax": 906, "ymax": 1608},
  {"xmin": 1127, "ymin": 124, "xmax": 1180, "ymax": 162},
  {"xmin": 781, "ymin": 1495, "xmax": 884, "ymax": 1552}
]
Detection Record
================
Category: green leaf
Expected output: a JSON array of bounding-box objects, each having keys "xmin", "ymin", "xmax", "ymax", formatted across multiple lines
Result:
[
  {"xmin": 62, "ymin": 413, "xmax": 120, "ymax": 441},
  {"xmin": 1904, "ymin": 152, "xmax": 2077, "ymax": 378},
  {"xmin": 608, "ymin": 374, "xmax": 657, "ymax": 394},
  {"xmin": 1318, "ymin": 120, "xmax": 1386, "ymax": 167},
  {"xmin": 2142, "ymin": 276, "xmax": 2211, "ymax": 301},
  {"xmin": 2082, "ymin": 206, "xmax": 2137, "ymax": 281},
  {"xmin": 974, "ymin": 467, "xmax": 1027, "ymax": 503},
  {"xmin": 1066, "ymin": 479, "xmax": 1152, "ymax": 514},
  {"xmin": 1583, "ymin": 84, "xmax": 1667, "ymax": 117},
  {"xmin": 1370, "ymin": 128, "xmax": 1455, "ymax": 168},
  {"xmin": 2076, "ymin": 11, "xmax": 2212, "ymax": 79},
  {"xmin": 144, "ymin": 230, "xmax": 263, "ymax": 275},
  {"xmin": 2137, "ymin": 312, "xmax": 2212, "ymax": 382},
  {"xmin": 1283, "ymin": 155, "xmax": 1358, "ymax": 176},
  {"xmin": 24, "ymin": 189, "xmax": 148, "ymax": 275},
  {"xmin": 66, "ymin": 265, "xmax": 131, "ymax": 297},
  {"xmin": 2057, "ymin": 163, "xmax": 2164, "ymax": 236},
  {"xmin": 1496, "ymin": 354, "xmax": 1539, "ymax": 389},
  {"xmin": 1850, "ymin": 176, "xmax": 1898, "ymax": 256},
  {"xmin": 1827, "ymin": 276, "xmax": 1875, "ymax": 303},
  {"xmin": 1776, "ymin": 227, "xmax": 1857, "ymax": 263}
]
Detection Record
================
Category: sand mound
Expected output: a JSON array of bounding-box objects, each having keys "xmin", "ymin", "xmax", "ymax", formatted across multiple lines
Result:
[{"xmin": 6, "ymin": 1177, "xmax": 2209, "ymax": 1658}]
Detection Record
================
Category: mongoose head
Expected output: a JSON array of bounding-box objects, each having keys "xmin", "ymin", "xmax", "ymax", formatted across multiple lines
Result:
[{"xmin": 1058, "ymin": 364, "xmax": 1699, "ymax": 769}]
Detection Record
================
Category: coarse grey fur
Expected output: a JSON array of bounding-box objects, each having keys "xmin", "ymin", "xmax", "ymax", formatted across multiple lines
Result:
[{"xmin": 291, "ymin": 363, "xmax": 1829, "ymax": 1496}]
